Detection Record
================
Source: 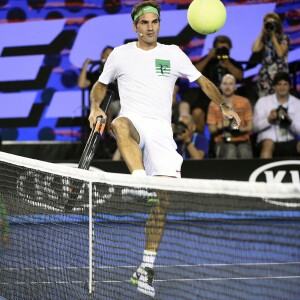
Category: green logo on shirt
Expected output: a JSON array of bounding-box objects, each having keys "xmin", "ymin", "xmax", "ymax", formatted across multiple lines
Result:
[{"xmin": 155, "ymin": 59, "xmax": 170, "ymax": 77}]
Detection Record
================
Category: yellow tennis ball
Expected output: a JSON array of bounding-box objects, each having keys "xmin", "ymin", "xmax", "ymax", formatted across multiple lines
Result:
[{"xmin": 187, "ymin": 0, "xmax": 227, "ymax": 35}]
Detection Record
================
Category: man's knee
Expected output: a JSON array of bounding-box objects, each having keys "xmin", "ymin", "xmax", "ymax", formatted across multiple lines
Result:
[
  {"xmin": 111, "ymin": 117, "xmax": 130, "ymax": 136},
  {"xmin": 111, "ymin": 117, "xmax": 140, "ymax": 144}
]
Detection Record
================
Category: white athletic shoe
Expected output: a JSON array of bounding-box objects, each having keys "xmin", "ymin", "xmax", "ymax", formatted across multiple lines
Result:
[{"xmin": 131, "ymin": 267, "xmax": 156, "ymax": 298}]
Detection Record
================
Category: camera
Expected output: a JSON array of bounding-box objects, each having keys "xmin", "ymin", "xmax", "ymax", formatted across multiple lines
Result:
[
  {"xmin": 277, "ymin": 106, "xmax": 292, "ymax": 128},
  {"xmin": 222, "ymin": 131, "xmax": 232, "ymax": 143},
  {"xmin": 265, "ymin": 20, "xmax": 278, "ymax": 33},
  {"xmin": 216, "ymin": 47, "xmax": 229, "ymax": 60},
  {"xmin": 174, "ymin": 121, "xmax": 187, "ymax": 136},
  {"xmin": 222, "ymin": 119, "xmax": 240, "ymax": 143}
]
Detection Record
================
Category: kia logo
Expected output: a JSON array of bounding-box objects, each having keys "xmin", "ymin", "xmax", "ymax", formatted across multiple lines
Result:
[{"xmin": 249, "ymin": 160, "xmax": 300, "ymax": 184}]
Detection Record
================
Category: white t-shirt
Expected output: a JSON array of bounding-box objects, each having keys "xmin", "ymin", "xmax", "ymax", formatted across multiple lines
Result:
[{"xmin": 99, "ymin": 42, "xmax": 201, "ymax": 123}]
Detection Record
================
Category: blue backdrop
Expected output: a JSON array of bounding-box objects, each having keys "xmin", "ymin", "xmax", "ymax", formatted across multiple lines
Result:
[{"xmin": 0, "ymin": 0, "xmax": 299, "ymax": 141}]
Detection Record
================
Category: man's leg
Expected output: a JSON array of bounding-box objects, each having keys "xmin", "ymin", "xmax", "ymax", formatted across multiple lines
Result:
[
  {"xmin": 111, "ymin": 117, "xmax": 144, "ymax": 172},
  {"xmin": 112, "ymin": 117, "xmax": 163, "ymax": 297},
  {"xmin": 237, "ymin": 141, "xmax": 253, "ymax": 158},
  {"xmin": 143, "ymin": 191, "xmax": 169, "ymax": 268},
  {"xmin": 260, "ymin": 139, "xmax": 274, "ymax": 158},
  {"xmin": 145, "ymin": 192, "xmax": 168, "ymax": 252},
  {"xmin": 221, "ymin": 143, "xmax": 238, "ymax": 159},
  {"xmin": 131, "ymin": 191, "xmax": 169, "ymax": 298}
]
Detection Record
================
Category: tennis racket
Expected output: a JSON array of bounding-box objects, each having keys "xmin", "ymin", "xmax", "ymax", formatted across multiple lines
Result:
[
  {"xmin": 64, "ymin": 90, "xmax": 114, "ymax": 212},
  {"xmin": 78, "ymin": 89, "xmax": 115, "ymax": 170}
]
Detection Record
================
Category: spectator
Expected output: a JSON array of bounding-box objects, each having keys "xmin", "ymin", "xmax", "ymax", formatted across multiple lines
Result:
[
  {"xmin": 184, "ymin": 35, "xmax": 244, "ymax": 126},
  {"xmin": 253, "ymin": 72, "xmax": 300, "ymax": 158},
  {"xmin": 195, "ymin": 35, "xmax": 243, "ymax": 86},
  {"xmin": 78, "ymin": 46, "xmax": 120, "ymax": 157},
  {"xmin": 172, "ymin": 79, "xmax": 206, "ymax": 133},
  {"xmin": 207, "ymin": 74, "xmax": 253, "ymax": 159},
  {"xmin": 175, "ymin": 114, "xmax": 208, "ymax": 159},
  {"xmin": 78, "ymin": 46, "xmax": 115, "ymax": 91},
  {"xmin": 178, "ymin": 100, "xmax": 206, "ymax": 134},
  {"xmin": 252, "ymin": 12, "xmax": 290, "ymax": 98}
]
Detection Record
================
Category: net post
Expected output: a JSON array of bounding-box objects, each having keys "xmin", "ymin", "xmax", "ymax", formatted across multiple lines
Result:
[{"xmin": 88, "ymin": 181, "xmax": 95, "ymax": 295}]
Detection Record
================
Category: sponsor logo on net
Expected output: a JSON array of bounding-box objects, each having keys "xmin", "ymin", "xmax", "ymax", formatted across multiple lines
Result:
[
  {"xmin": 249, "ymin": 160, "xmax": 300, "ymax": 208},
  {"xmin": 249, "ymin": 160, "xmax": 300, "ymax": 184}
]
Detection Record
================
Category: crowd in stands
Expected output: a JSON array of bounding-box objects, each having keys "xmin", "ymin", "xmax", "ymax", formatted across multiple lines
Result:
[{"xmin": 78, "ymin": 12, "xmax": 300, "ymax": 160}]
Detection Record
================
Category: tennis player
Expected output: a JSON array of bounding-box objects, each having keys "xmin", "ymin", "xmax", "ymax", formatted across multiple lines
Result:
[{"xmin": 89, "ymin": 1, "xmax": 240, "ymax": 297}]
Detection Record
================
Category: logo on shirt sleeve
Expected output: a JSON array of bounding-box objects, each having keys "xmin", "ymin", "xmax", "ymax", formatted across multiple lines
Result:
[{"xmin": 155, "ymin": 59, "xmax": 170, "ymax": 77}]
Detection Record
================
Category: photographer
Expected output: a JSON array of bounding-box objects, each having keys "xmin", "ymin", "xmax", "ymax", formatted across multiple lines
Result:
[
  {"xmin": 253, "ymin": 72, "xmax": 300, "ymax": 158},
  {"xmin": 78, "ymin": 46, "xmax": 120, "ymax": 157},
  {"xmin": 252, "ymin": 13, "xmax": 290, "ymax": 98},
  {"xmin": 195, "ymin": 35, "xmax": 243, "ymax": 86},
  {"xmin": 175, "ymin": 114, "xmax": 208, "ymax": 159},
  {"xmin": 207, "ymin": 74, "xmax": 253, "ymax": 159}
]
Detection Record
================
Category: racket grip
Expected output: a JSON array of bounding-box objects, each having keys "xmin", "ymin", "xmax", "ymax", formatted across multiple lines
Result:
[{"xmin": 95, "ymin": 116, "xmax": 106, "ymax": 137}]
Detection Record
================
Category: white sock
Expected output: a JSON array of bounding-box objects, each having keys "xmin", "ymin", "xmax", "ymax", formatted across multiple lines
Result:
[
  {"xmin": 132, "ymin": 170, "xmax": 146, "ymax": 177},
  {"xmin": 141, "ymin": 250, "xmax": 157, "ymax": 269}
]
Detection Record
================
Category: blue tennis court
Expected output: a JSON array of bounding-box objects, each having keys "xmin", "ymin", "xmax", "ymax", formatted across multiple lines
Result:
[
  {"xmin": 1, "ymin": 152, "xmax": 299, "ymax": 299},
  {"xmin": 1, "ymin": 215, "xmax": 300, "ymax": 300}
]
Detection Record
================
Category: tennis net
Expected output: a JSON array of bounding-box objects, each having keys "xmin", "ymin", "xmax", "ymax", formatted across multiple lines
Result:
[{"xmin": 0, "ymin": 151, "xmax": 299, "ymax": 300}]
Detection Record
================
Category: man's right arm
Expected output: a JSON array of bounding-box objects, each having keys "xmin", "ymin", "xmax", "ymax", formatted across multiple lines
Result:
[
  {"xmin": 89, "ymin": 81, "xmax": 108, "ymax": 129},
  {"xmin": 196, "ymin": 75, "xmax": 241, "ymax": 129}
]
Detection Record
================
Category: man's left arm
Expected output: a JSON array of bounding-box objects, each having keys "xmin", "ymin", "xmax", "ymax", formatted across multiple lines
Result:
[{"xmin": 196, "ymin": 75, "xmax": 241, "ymax": 128}]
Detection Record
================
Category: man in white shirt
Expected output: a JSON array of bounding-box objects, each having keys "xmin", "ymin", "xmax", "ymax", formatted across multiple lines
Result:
[
  {"xmin": 88, "ymin": 0, "xmax": 240, "ymax": 297},
  {"xmin": 253, "ymin": 72, "xmax": 300, "ymax": 158}
]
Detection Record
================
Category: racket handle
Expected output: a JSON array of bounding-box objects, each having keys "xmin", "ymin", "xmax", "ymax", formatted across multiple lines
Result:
[
  {"xmin": 78, "ymin": 89, "xmax": 115, "ymax": 170},
  {"xmin": 95, "ymin": 116, "xmax": 106, "ymax": 137}
]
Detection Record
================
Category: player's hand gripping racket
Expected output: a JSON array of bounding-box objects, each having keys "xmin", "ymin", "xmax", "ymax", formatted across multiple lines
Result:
[{"xmin": 78, "ymin": 90, "xmax": 115, "ymax": 170}]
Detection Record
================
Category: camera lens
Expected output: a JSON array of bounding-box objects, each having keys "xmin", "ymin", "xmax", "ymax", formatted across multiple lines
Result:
[
  {"xmin": 265, "ymin": 20, "xmax": 276, "ymax": 32},
  {"xmin": 216, "ymin": 47, "xmax": 229, "ymax": 60}
]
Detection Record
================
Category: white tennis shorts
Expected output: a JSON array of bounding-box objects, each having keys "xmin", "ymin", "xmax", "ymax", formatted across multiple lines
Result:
[{"xmin": 114, "ymin": 114, "xmax": 183, "ymax": 178}]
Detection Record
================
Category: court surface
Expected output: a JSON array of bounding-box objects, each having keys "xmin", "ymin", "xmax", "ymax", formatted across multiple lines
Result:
[{"xmin": 1, "ymin": 218, "xmax": 300, "ymax": 300}]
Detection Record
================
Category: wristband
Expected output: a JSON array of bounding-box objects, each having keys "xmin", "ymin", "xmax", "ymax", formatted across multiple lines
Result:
[{"xmin": 185, "ymin": 141, "xmax": 192, "ymax": 147}]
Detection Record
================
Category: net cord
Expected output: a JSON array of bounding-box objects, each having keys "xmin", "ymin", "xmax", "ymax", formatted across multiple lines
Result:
[{"xmin": 0, "ymin": 151, "xmax": 300, "ymax": 199}]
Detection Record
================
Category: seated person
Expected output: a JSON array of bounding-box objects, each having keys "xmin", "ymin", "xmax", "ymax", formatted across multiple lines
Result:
[
  {"xmin": 191, "ymin": 35, "xmax": 244, "ymax": 121},
  {"xmin": 207, "ymin": 74, "xmax": 253, "ymax": 159},
  {"xmin": 175, "ymin": 114, "xmax": 208, "ymax": 159},
  {"xmin": 253, "ymin": 72, "xmax": 300, "ymax": 158},
  {"xmin": 178, "ymin": 98, "xmax": 206, "ymax": 134}
]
